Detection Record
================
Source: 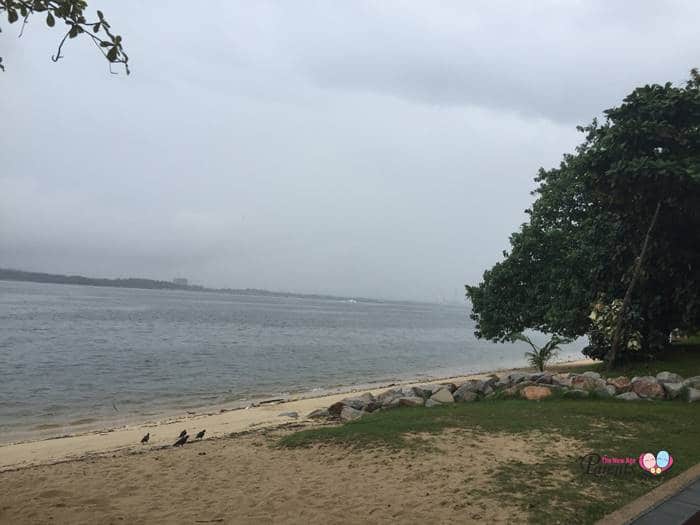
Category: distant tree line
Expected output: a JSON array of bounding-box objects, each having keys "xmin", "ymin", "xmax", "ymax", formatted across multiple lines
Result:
[{"xmin": 0, "ymin": 268, "xmax": 397, "ymax": 304}]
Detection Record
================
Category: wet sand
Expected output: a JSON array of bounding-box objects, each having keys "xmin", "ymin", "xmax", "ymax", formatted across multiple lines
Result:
[{"xmin": 0, "ymin": 359, "xmax": 594, "ymax": 472}]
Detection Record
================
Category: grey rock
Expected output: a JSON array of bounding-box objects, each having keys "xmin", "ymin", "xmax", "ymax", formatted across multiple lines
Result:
[
  {"xmin": 571, "ymin": 375, "xmax": 608, "ymax": 392},
  {"xmin": 438, "ymin": 382, "xmax": 458, "ymax": 393},
  {"xmin": 455, "ymin": 379, "xmax": 485, "ymax": 394},
  {"xmin": 306, "ymin": 408, "xmax": 330, "ymax": 419},
  {"xmin": 683, "ymin": 376, "xmax": 700, "ymax": 389},
  {"xmin": 616, "ymin": 392, "xmax": 641, "ymax": 401},
  {"xmin": 339, "ymin": 406, "xmax": 365, "ymax": 421},
  {"xmin": 562, "ymin": 389, "xmax": 589, "ymax": 399},
  {"xmin": 340, "ymin": 392, "xmax": 376, "ymax": 411},
  {"xmin": 430, "ymin": 388, "xmax": 455, "ymax": 404},
  {"xmin": 376, "ymin": 388, "xmax": 402, "ymax": 406},
  {"xmin": 455, "ymin": 390, "xmax": 478, "ymax": 402},
  {"xmin": 425, "ymin": 398, "xmax": 443, "ymax": 408},
  {"xmin": 656, "ymin": 371, "xmax": 684, "ymax": 384},
  {"xmin": 278, "ymin": 411, "xmax": 299, "ymax": 418},
  {"xmin": 582, "ymin": 371, "xmax": 602, "ymax": 380},
  {"xmin": 534, "ymin": 372, "xmax": 554, "ymax": 385},
  {"xmin": 688, "ymin": 387, "xmax": 700, "ymax": 403},
  {"xmin": 551, "ymin": 373, "xmax": 573, "ymax": 388},
  {"xmin": 397, "ymin": 396, "xmax": 425, "ymax": 407},
  {"xmin": 495, "ymin": 376, "xmax": 512, "ymax": 388},
  {"xmin": 631, "ymin": 375, "xmax": 656, "ymax": 384},
  {"xmin": 508, "ymin": 372, "xmax": 529, "ymax": 384},
  {"xmin": 662, "ymin": 382, "xmax": 685, "ymax": 399},
  {"xmin": 411, "ymin": 385, "xmax": 435, "ymax": 398}
]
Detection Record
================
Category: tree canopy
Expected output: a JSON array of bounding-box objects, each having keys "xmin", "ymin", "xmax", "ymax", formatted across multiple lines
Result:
[
  {"xmin": 466, "ymin": 70, "xmax": 700, "ymax": 364},
  {"xmin": 0, "ymin": 0, "xmax": 128, "ymax": 73}
]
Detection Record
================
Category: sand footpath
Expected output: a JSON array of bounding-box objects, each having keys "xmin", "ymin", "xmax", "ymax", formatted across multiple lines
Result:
[{"xmin": 0, "ymin": 359, "xmax": 594, "ymax": 472}]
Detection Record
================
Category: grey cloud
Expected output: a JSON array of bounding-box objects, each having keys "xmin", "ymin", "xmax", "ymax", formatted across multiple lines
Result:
[{"xmin": 0, "ymin": 1, "xmax": 697, "ymax": 301}]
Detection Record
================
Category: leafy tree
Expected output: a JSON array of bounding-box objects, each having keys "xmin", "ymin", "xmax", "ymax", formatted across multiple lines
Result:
[
  {"xmin": 467, "ymin": 70, "xmax": 700, "ymax": 368},
  {"xmin": 0, "ymin": 0, "xmax": 128, "ymax": 73},
  {"xmin": 512, "ymin": 333, "xmax": 571, "ymax": 372}
]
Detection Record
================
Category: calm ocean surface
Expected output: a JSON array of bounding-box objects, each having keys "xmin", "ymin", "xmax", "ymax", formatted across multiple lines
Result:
[{"xmin": 0, "ymin": 280, "xmax": 584, "ymax": 442}]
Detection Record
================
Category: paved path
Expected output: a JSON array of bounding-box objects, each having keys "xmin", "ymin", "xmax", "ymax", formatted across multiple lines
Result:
[{"xmin": 631, "ymin": 477, "xmax": 700, "ymax": 525}]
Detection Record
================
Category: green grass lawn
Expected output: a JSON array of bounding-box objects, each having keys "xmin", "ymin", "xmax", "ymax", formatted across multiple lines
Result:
[{"xmin": 281, "ymin": 344, "xmax": 700, "ymax": 524}]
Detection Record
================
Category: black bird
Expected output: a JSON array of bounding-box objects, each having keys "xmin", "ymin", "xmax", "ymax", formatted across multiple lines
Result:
[
  {"xmin": 173, "ymin": 434, "xmax": 189, "ymax": 447},
  {"xmin": 140, "ymin": 432, "xmax": 150, "ymax": 444},
  {"xmin": 195, "ymin": 429, "xmax": 206, "ymax": 440},
  {"xmin": 178, "ymin": 429, "xmax": 187, "ymax": 438}
]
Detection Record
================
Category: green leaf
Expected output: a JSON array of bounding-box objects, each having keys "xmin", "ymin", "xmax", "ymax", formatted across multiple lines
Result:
[
  {"xmin": 8, "ymin": 9, "xmax": 19, "ymax": 23},
  {"xmin": 107, "ymin": 47, "xmax": 118, "ymax": 62},
  {"xmin": 93, "ymin": 23, "xmax": 100, "ymax": 33},
  {"xmin": 69, "ymin": 25, "xmax": 79, "ymax": 38},
  {"xmin": 46, "ymin": 12, "xmax": 55, "ymax": 27},
  {"xmin": 97, "ymin": 10, "xmax": 104, "ymax": 20}
]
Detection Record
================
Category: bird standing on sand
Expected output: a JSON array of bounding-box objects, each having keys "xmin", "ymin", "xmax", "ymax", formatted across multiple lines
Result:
[
  {"xmin": 173, "ymin": 434, "xmax": 189, "ymax": 447},
  {"xmin": 195, "ymin": 429, "xmax": 206, "ymax": 440},
  {"xmin": 140, "ymin": 433, "xmax": 150, "ymax": 444},
  {"xmin": 178, "ymin": 430, "xmax": 187, "ymax": 438}
]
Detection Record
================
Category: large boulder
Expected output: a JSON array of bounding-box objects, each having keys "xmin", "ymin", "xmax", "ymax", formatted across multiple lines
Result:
[
  {"xmin": 411, "ymin": 385, "xmax": 436, "ymax": 399},
  {"xmin": 397, "ymin": 396, "xmax": 425, "ymax": 407},
  {"xmin": 437, "ymin": 382, "xmax": 458, "ymax": 393},
  {"xmin": 656, "ymin": 371, "xmax": 684, "ymax": 384},
  {"xmin": 495, "ymin": 375, "xmax": 512, "ymax": 388},
  {"xmin": 520, "ymin": 386, "xmax": 553, "ymax": 400},
  {"xmin": 339, "ymin": 406, "xmax": 365, "ymax": 422},
  {"xmin": 339, "ymin": 392, "xmax": 378, "ymax": 411},
  {"xmin": 616, "ymin": 392, "xmax": 641, "ymax": 401},
  {"xmin": 662, "ymin": 382, "xmax": 686, "ymax": 400},
  {"xmin": 307, "ymin": 408, "xmax": 330, "ymax": 419},
  {"xmin": 454, "ymin": 390, "xmax": 478, "ymax": 402},
  {"xmin": 551, "ymin": 373, "xmax": 573, "ymax": 388},
  {"xmin": 376, "ymin": 388, "xmax": 402, "ymax": 407},
  {"xmin": 508, "ymin": 372, "xmax": 529, "ymax": 384},
  {"xmin": 631, "ymin": 377, "xmax": 665, "ymax": 399},
  {"xmin": 425, "ymin": 398, "xmax": 442, "ymax": 408},
  {"xmin": 455, "ymin": 379, "xmax": 485, "ymax": 394},
  {"xmin": 430, "ymin": 388, "xmax": 455, "ymax": 404},
  {"xmin": 562, "ymin": 389, "xmax": 589, "ymax": 399},
  {"xmin": 683, "ymin": 376, "xmax": 700, "ymax": 389},
  {"xmin": 607, "ymin": 376, "xmax": 631, "ymax": 393},
  {"xmin": 571, "ymin": 375, "xmax": 607, "ymax": 393},
  {"xmin": 582, "ymin": 371, "xmax": 602, "ymax": 380},
  {"xmin": 688, "ymin": 388, "xmax": 700, "ymax": 403},
  {"xmin": 529, "ymin": 372, "xmax": 553, "ymax": 385}
]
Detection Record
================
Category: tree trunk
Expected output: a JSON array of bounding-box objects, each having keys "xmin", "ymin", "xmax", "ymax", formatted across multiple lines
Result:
[{"xmin": 605, "ymin": 200, "xmax": 662, "ymax": 370}]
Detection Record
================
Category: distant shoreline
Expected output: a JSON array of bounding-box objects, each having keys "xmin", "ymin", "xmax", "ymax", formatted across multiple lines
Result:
[{"xmin": 0, "ymin": 268, "xmax": 437, "ymax": 305}]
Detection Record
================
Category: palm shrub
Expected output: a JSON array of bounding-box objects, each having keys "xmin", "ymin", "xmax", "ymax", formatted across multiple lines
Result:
[{"xmin": 511, "ymin": 333, "xmax": 572, "ymax": 372}]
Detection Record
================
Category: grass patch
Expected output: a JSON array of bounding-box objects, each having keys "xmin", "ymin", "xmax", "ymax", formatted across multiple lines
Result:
[{"xmin": 281, "ymin": 398, "xmax": 700, "ymax": 523}]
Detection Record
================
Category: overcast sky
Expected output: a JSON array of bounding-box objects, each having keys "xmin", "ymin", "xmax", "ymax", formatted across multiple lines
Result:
[{"xmin": 1, "ymin": 1, "xmax": 698, "ymax": 301}]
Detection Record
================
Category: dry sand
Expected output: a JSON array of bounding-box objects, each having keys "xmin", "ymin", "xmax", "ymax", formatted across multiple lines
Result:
[
  {"xmin": 0, "ymin": 359, "xmax": 594, "ymax": 472},
  {"xmin": 0, "ymin": 425, "xmax": 586, "ymax": 524}
]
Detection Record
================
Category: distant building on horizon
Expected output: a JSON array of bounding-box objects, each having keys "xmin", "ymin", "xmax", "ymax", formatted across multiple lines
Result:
[{"xmin": 173, "ymin": 278, "xmax": 188, "ymax": 286}]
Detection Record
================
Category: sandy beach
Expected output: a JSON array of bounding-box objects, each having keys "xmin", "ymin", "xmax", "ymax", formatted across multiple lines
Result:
[
  {"xmin": 0, "ymin": 359, "xmax": 605, "ymax": 524},
  {"xmin": 0, "ymin": 359, "xmax": 594, "ymax": 472}
]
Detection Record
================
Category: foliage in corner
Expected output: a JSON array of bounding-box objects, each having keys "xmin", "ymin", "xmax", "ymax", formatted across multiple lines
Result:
[{"xmin": 0, "ymin": 0, "xmax": 128, "ymax": 73}]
